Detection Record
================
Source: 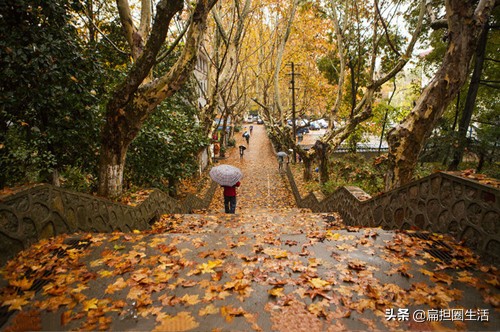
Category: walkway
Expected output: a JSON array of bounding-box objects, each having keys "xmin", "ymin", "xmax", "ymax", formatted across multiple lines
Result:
[
  {"xmin": 209, "ymin": 124, "xmax": 295, "ymax": 214},
  {"xmin": 0, "ymin": 126, "xmax": 498, "ymax": 331}
]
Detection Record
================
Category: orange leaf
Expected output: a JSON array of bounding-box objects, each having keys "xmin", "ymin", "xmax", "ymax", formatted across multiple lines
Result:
[
  {"xmin": 199, "ymin": 304, "xmax": 219, "ymax": 316},
  {"xmin": 82, "ymin": 298, "xmax": 98, "ymax": 311},
  {"xmin": 153, "ymin": 312, "xmax": 199, "ymax": 332},
  {"xmin": 9, "ymin": 278, "xmax": 34, "ymax": 290},
  {"xmin": 3, "ymin": 297, "xmax": 30, "ymax": 311}
]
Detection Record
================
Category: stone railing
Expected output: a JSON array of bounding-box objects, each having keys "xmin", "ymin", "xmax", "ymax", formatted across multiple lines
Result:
[
  {"xmin": 285, "ymin": 165, "xmax": 499, "ymax": 263},
  {"xmin": 0, "ymin": 182, "xmax": 217, "ymax": 266}
]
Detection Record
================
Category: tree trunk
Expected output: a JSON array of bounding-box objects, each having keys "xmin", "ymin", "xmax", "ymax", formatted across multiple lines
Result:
[
  {"xmin": 98, "ymin": 139, "xmax": 128, "ymax": 198},
  {"xmin": 314, "ymin": 141, "xmax": 329, "ymax": 184},
  {"xmin": 448, "ymin": 22, "xmax": 489, "ymax": 171},
  {"xmin": 52, "ymin": 169, "xmax": 60, "ymax": 187},
  {"xmin": 220, "ymin": 112, "xmax": 229, "ymax": 157},
  {"xmin": 385, "ymin": 0, "xmax": 495, "ymax": 190},
  {"xmin": 273, "ymin": 0, "xmax": 298, "ymax": 119},
  {"xmin": 168, "ymin": 175, "xmax": 178, "ymax": 197},
  {"xmin": 476, "ymin": 152, "xmax": 485, "ymax": 173},
  {"xmin": 442, "ymin": 92, "xmax": 461, "ymax": 166},
  {"xmin": 303, "ymin": 157, "xmax": 313, "ymax": 181},
  {"xmin": 97, "ymin": 0, "xmax": 217, "ymax": 198}
]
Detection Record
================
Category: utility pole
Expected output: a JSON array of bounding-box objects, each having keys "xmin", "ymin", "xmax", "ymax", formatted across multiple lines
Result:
[{"xmin": 287, "ymin": 62, "xmax": 299, "ymax": 163}]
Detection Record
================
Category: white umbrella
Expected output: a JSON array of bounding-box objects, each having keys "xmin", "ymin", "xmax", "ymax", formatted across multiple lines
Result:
[
  {"xmin": 277, "ymin": 151, "xmax": 288, "ymax": 157},
  {"xmin": 209, "ymin": 164, "xmax": 243, "ymax": 186}
]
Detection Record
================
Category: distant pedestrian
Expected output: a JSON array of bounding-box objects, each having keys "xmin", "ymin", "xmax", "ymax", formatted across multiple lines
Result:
[
  {"xmin": 223, "ymin": 181, "xmax": 240, "ymax": 214},
  {"xmin": 239, "ymin": 145, "xmax": 246, "ymax": 158},
  {"xmin": 243, "ymin": 131, "xmax": 250, "ymax": 144},
  {"xmin": 249, "ymin": 125, "xmax": 254, "ymax": 134},
  {"xmin": 278, "ymin": 155, "xmax": 285, "ymax": 172},
  {"xmin": 297, "ymin": 131, "xmax": 304, "ymax": 143}
]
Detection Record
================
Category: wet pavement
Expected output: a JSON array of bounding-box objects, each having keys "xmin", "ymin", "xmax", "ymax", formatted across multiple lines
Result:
[
  {"xmin": 0, "ymin": 125, "xmax": 499, "ymax": 331},
  {"xmin": 209, "ymin": 124, "xmax": 296, "ymax": 214}
]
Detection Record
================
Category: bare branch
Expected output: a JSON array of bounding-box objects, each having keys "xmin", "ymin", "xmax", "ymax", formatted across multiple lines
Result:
[
  {"xmin": 156, "ymin": 14, "xmax": 191, "ymax": 63},
  {"xmin": 116, "ymin": 0, "xmax": 137, "ymax": 53},
  {"xmin": 212, "ymin": 8, "xmax": 229, "ymax": 46},
  {"xmin": 78, "ymin": 12, "xmax": 129, "ymax": 55},
  {"xmin": 372, "ymin": 0, "xmax": 426, "ymax": 89},
  {"xmin": 139, "ymin": 0, "xmax": 152, "ymax": 38},
  {"xmin": 375, "ymin": 0, "xmax": 401, "ymax": 57}
]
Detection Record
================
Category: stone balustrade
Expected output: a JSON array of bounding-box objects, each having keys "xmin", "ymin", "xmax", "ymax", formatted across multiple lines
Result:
[
  {"xmin": 285, "ymin": 165, "xmax": 499, "ymax": 263},
  {"xmin": 0, "ymin": 182, "xmax": 217, "ymax": 266}
]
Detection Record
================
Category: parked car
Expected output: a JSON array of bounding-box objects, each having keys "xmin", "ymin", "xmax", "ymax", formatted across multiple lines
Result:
[
  {"xmin": 309, "ymin": 122, "xmax": 321, "ymax": 130},
  {"xmin": 257, "ymin": 118, "xmax": 264, "ymax": 124},
  {"xmin": 317, "ymin": 119, "xmax": 329, "ymax": 128},
  {"xmin": 296, "ymin": 127, "xmax": 309, "ymax": 135}
]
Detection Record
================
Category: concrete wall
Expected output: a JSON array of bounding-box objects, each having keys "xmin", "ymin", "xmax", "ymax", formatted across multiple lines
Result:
[
  {"xmin": 0, "ymin": 182, "xmax": 217, "ymax": 266},
  {"xmin": 285, "ymin": 165, "xmax": 500, "ymax": 263}
]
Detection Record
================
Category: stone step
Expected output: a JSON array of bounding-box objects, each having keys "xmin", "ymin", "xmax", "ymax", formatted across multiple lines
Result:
[{"xmin": 157, "ymin": 210, "xmax": 342, "ymax": 236}]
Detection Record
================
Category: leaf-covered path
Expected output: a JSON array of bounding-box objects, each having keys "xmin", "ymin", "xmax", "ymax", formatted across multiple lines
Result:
[
  {"xmin": 0, "ymin": 126, "xmax": 499, "ymax": 331},
  {"xmin": 208, "ymin": 124, "xmax": 296, "ymax": 214}
]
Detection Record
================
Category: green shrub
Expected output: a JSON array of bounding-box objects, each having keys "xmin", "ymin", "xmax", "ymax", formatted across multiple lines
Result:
[
  {"xmin": 323, "ymin": 153, "xmax": 386, "ymax": 195},
  {"xmin": 60, "ymin": 166, "xmax": 94, "ymax": 193}
]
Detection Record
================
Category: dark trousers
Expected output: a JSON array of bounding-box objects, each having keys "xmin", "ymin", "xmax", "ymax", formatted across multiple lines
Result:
[{"xmin": 224, "ymin": 196, "xmax": 237, "ymax": 213}]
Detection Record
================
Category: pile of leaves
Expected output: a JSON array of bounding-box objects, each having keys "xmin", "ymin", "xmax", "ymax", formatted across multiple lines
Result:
[
  {"xmin": 446, "ymin": 169, "xmax": 500, "ymax": 189},
  {"xmin": 1, "ymin": 212, "xmax": 499, "ymax": 331}
]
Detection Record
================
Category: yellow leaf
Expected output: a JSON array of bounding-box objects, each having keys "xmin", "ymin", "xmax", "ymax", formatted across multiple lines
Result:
[
  {"xmin": 154, "ymin": 271, "xmax": 173, "ymax": 283},
  {"xmin": 3, "ymin": 297, "xmax": 30, "ymax": 311},
  {"xmin": 326, "ymin": 231, "xmax": 341, "ymax": 240},
  {"xmin": 82, "ymin": 298, "xmax": 98, "ymax": 311},
  {"xmin": 419, "ymin": 268, "xmax": 434, "ymax": 277},
  {"xmin": 263, "ymin": 248, "xmax": 288, "ymax": 259},
  {"xmin": 114, "ymin": 244, "xmax": 126, "ymax": 250},
  {"xmin": 221, "ymin": 306, "xmax": 246, "ymax": 323},
  {"xmin": 199, "ymin": 304, "xmax": 219, "ymax": 316},
  {"xmin": 153, "ymin": 312, "xmax": 199, "ymax": 332},
  {"xmin": 198, "ymin": 259, "xmax": 223, "ymax": 274},
  {"xmin": 9, "ymin": 278, "xmax": 34, "ymax": 290},
  {"xmin": 309, "ymin": 278, "xmax": 330, "ymax": 289},
  {"xmin": 268, "ymin": 287, "xmax": 284, "ymax": 297},
  {"xmin": 105, "ymin": 277, "xmax": 127, "ymax": 294},
  {"xmin": 99, "ymin": 270, "xmax": 114, "ymax": 277},
  {"xmin": 133, "ymin": 229, "xmax": 141, "ymax": 234},
  {"xmin": 308, "ymin": 302, "xmax": 327, "ymax": 317},
  {"xmin": 180, "ymin": 294, "xmax": 200, "ymax": 306}
]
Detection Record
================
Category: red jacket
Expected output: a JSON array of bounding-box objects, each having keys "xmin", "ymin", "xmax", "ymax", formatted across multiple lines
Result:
[{"xmin": 223, "ymin": 182, "xmax": 240, "ymax": 197}]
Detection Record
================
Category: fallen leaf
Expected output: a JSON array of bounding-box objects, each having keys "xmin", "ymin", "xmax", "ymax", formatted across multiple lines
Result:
[
  {"xmin": 199, "ymin": 304, "xmax": 219, "ymax": 316},
  {"xmin": 153, "ymin": 312, "xmax": 199, "ymax": 332},
  {"xmin": 309, "ymin": 278, "xmax": 331, "ymax": 289},
  {"xmin": 180, "ymin": 294, "xmax": 200, "ymax": 306},
  {"xmin": 82, "ymin": 298, "xmax": 98, "ymax": 311},
  {"xmin": 268, "ymin": 287, "xmax": 284, "ymax": 297},
  {"xmin": 221, "ymin": 305, "xmax": 246, "ymax": 322},
  {"xmin": 9, "ymin": 278, "xmax": 34, "ymax": 291},
  {"xmin": 3, "ymin": 297, "xmax": 30, "ymax": 311}
]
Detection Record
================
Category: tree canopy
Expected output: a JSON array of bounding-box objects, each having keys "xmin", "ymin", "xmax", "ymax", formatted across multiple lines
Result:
[{"xmin": 1, "ymin": 0, "xmax": 498, "ymax": 197}]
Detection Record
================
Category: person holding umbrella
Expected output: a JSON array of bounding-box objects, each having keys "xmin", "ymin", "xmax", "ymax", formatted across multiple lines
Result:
[
  {"xmin": 239, "ymin": 145, "xmax": 246, "ymax": 158},
  {"xmin": 277, "ymin": 151, "xmax": 288, "ymax": 173},
  {"xmin": 223, "ymin": 181, "xmax": 240, "ymax": 213},
  {"xmin": 209, "ymin": 164, "xmax": 243, "ymax": 214},
  {"xmin": 243, "ymin": 130, "xmax": 250, "ymax": 145}
]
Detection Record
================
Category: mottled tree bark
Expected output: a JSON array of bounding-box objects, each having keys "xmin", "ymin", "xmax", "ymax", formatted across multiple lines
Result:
[
  {"xmin": 98, "ymin": 0, "xmax": 218, "ymax": 197},
  {"xmin": 385, "ymin": 0, "xmax": 495, "ymax": 190}
]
